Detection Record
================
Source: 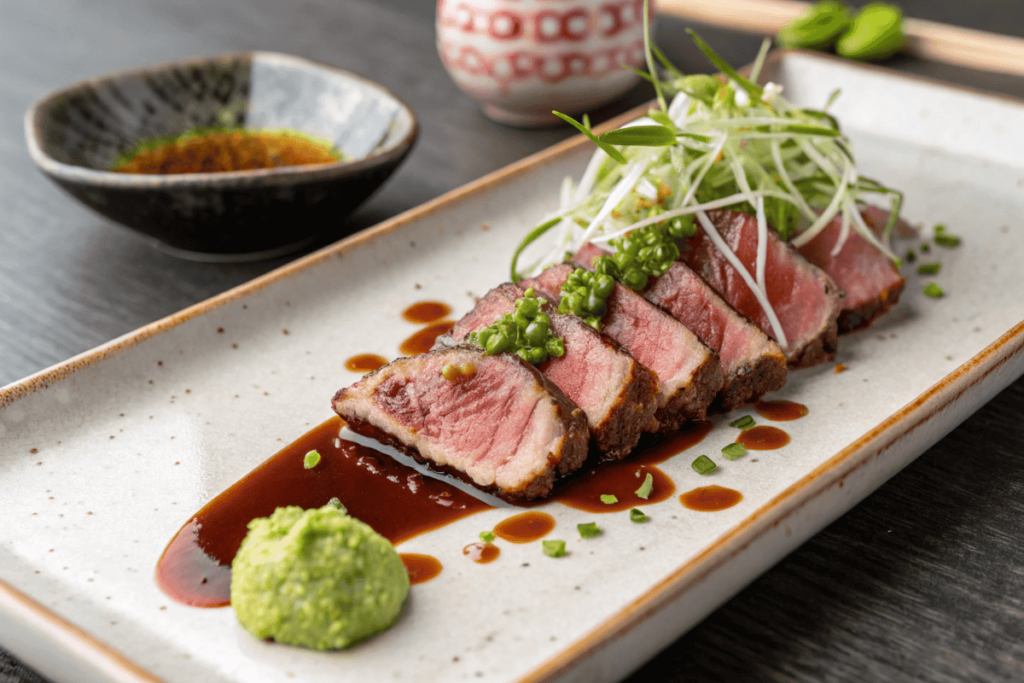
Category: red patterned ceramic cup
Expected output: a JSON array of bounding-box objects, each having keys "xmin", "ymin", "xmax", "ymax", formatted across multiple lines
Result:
[{"xmin": 437, "ymin": 0, "xmax": 653, "ymax": 126}]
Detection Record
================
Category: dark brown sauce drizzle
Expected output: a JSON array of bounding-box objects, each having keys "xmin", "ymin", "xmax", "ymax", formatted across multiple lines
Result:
[
  {"xmin": 401, "ymin": 553, "xmax": 443, "ymax": 584},
  {"xmin": 493, "ymin": 511, "xmax": 555, "ymax": 543},
  {"xmin": 399, "ymin": 321, "xmax": 454, "ymax": 356},
  {"xmin": 737, "ymin": 425, "xmax": 790, "ymax": 450},
  {"xmin": 552, "ymin": 421, "xmax": 712, "ymax": 513},
  {"xmin": 155, "ymin": 416, "xmax": 488, "ymax": 606},
  {"xmin": 754, "ymin": 400, "xmax": 808, "ymax": 421},
  {"xmin": 402, "ymin": 302, "xmax": 452, "ymax": 325},
  {"xmin": 344, "ymin": 354, "xmax": 388, "ymax": 373},
  {"xmin": 680, "ymin": 485, "xmax": 744, "ymax": 512},
  {"xmin": 463, "ymin": 542, "xmax": 500, "ymax": 564}
]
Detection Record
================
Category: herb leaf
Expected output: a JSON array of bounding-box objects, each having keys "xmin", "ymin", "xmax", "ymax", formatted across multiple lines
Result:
[
  {"xmin": 542, "ymin": 540, "xmax": 567, "ymax": 558},
  {"xmin": 692, "ymin": 455, "xmax": 717, "ymax": 475},
  {"xmin": 635, "ymin": 472, "xmax": 654, "ymax": 499}
]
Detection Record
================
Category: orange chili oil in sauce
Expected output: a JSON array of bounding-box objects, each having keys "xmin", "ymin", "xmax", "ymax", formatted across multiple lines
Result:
[
  {"xmin": 114, "ymin": 129, "xmax": 340, "ymax": 174},
  {"xmin": 402, "ymin": 301, "xmax": 452, "ymax": 325},
  {"xmin": 463, "ymin": 542, "xmax": 500, "ymax": 564},
  {"xmin": 345, "ymin": 354, "xmax": 388, "ymax": 373},
  {"xmin": 680, "ymin": 485, "xmax": 743, "ymax": 512},
  {"xmin": 399, "ymin": 321, "xmax": 454, "ymax": 355},
  {"xmin": 736, "ymin": 425, "xmax": 790, "ymax": 450},
  {"xmin": 753, "ymin": 400, "xmax": 808, "ymax": 421},
  {"xmin": 155, "ymin": 416, "xmax": 488, "ymax": 606},
  {"xmin": 401, "ymin": 554, "xmax": 444, "ymax": 584},
  {"xmin": 493, "ymin": 511, "xmax": 556, "ymax": 543}
]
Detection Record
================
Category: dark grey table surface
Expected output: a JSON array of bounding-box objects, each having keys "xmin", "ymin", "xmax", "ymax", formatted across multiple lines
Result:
[{"xmin": 2, "ymin": 1, "xmax": 1023, "ymax": 682}]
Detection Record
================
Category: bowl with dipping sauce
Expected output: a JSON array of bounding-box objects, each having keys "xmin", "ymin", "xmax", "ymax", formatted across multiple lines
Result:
[{"xmin": 24, "ymin": 52, "xmax": 418, "ymax": 261}]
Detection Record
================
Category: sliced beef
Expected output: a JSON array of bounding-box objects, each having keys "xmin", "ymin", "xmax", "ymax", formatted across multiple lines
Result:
[
  {"xmin": 332, "ymin": 345, "xmax": 588, "ymax": 501},
  {"xmin": 797, "ymin": 206, "xmax": 906, "ymax": 332},
  {"xmin": 574, "ymin": 242, "xmax": 787, "ymax": 411},
  {"xmin": 681, "ymin": 210, "xmax": 842, "ymax": 368},
  {"xmin": 447, "ymin": 283, "xmax": 659, "ymax": 460},
  {"xmin": 521, "ymin": 263, "xmax": 724, "ymax": 431}
]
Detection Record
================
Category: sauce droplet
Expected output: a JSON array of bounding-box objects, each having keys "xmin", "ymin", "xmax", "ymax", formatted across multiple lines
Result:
[
  {"xmin": 402, "ymin": 302, "xmax": 452, "ymax": 325},
  {"xmin": 680, "ymin": 485, "xmax": 743, "ymax": 512},
  {"xmin": 401, "ymin": 553, "xmax": 443, "ymax": 584},
  {"xmin": 737, "ymin": 425, "xmax": 790, "ymax": 450},
  {"xmin": 462, "ymin": 542, "xmax": 500, "ymax": 564},
  {"xmin": 555, "ymin": 464, "xmax": 674, "ymax": 513},
  {"xmin": 344, "ymin": 354, "xmax": 388, "ymax": 373},
  {"xmin": 754, "ymin": 400, "xmax": 808, "ymax": 421},
  {"xmin": 399, "ymin": 321, "xmax": 454, "ymax": 356},
  {"xmin": 493, "ymin": 511, "xmax": 555, "ymax": 543},
  {"xmin": 155, "ymin": 417, "xmax": 489, "ymax": 607}
]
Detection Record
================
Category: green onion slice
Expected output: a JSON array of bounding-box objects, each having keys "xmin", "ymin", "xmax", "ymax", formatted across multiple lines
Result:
[
  {"xmin": 729, "ymin": 415, "xmax": 756, "ymax": 430},
  {"xmin": 635, "ymin": 472, "xmax": 654, "ymax": 499},
  {"xmin": 722, "ymin": 443, "xmax": 747, "ymax": 460},
  {"xmin": 629, "ymin": 508, "xmax": 648, "ymax": 523},
  {"xmin": 577, "ymin": 522, "xmax": 601, "ymax": 539},
  {"xmin": 542, "ymin": 540, "xmax": 567, "ymax": 558},
  {"xmin": 303, "ymin": 450, "xmax": 321, "ymax": 469},
  {"xmin": 692, "ymin": 455, "xmax": 717, "ymax": 475},
  {"xmin": 600, "ymin": 494, "xmax": 618, "ymax": 504}
]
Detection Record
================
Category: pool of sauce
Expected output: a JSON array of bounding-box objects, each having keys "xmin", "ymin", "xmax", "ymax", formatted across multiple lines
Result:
[
  {"xmin": 399, "ymin": 321, "xmax": 454, "ymax": 356},
  {"xmin": 114, "ymin": 129, "xmax": 340, "ymax": 174},
  {"xmin": 680, "ymin": 485, "xmax": 744, "ymax": 512},
  {"xmin": 493, "ymin": 511, "xmax": 555, "ymax": 543},
  {"xmin": 753, "ymin": 400, "xmax": 808, "ymax": 421},
  {"xmin": 344, "ymin": 354, "xmax": 388, "ymax": 373},
  {"xmin": 737, "ymin": 425, "xmax": 790, "ymax": 450},
  {"xmin": 155, "ymin": 416, "xmax": 488, "ymax": 606},
  {"xmin": 462, "ymin": 542, "xmax": 500, "ymax": 564},
  {"xmin": 401, "ymin": 554, "xmax": 443, "ymax": 584},
  {"xmin": 552, "ymin": 421, "xmax": 712, "ymax": 513},
  {"xmin": 402, "ymin": 302, "xmax": 452, "ymax": 324}
]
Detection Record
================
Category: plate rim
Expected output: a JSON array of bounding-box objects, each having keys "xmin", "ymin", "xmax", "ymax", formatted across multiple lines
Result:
[{"xmin": 4, "ymin": 48, "xmax": 1024, "ymax": 683}]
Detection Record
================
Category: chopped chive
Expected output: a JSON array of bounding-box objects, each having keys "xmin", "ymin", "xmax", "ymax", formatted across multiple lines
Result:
[
  {"xmin": 577, "ymin": 522, "xmax": 601, "ymax": 539},
  {"xmin": 542, "ymin": 540, "xmax": 567, "ymax": 558},
  {"xmin": 921, "ymin": 243, "xmax": 931, "ymax": 253},
  {"xmin": 479, "ymin": 531, "xmax": 495, "ymax": 543},
  {"xmin": 635, "ymin": 472, "xmax": 654, "ymax": 499},
  {"xmin": 923, "ymin": 282, "xmax": 944, "ymax": 298},
  {"xmin": 722, "ymin": 443, "xmax": 747, "ymax": 460},
  {"xmin": 600, "ymin": 494, "xmax": 618, "ymax": 505},
  {"xmin": 303, "ymin": 450, "xmax": 321, "ymax": 469},
  {"xmin": 934, "ymin": 234, "xmax": 961, "ymax": 248},
  {"xmin": 692, "ymin": 455, "xmax": 717, "ymax": 474},
  {"xmin": 916, "ymin": 262, "xmax": 941, "ymax": 275},
  {"xmin": 728, "ymin": 415, "xmax": 756, "ymax": 430},
  {"xmin": 905, "ymin": 249, "xmax": 916, "ymax": 263},
  {"xmin": 629, "ymin": 508, "xmax": 648, "ymax": 523}
]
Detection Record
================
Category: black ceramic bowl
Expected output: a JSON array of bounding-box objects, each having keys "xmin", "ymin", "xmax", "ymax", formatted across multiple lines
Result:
[{"xmin": 25, "ymin": 51, "xmax": 418, "ymax": 261}]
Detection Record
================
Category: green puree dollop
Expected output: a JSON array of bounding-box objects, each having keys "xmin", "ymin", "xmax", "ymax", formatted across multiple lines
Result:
[{"xmin": 230, "ymin": 504, "xmax": 409, "ymax": 650}]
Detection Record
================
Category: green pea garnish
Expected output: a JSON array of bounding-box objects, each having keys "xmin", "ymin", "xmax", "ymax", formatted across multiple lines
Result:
[{"xmin": 469, "ymin": 289, "xmax": 565, "ymax": 365}]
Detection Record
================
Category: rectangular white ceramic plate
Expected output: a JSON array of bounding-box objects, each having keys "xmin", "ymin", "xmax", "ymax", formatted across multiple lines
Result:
[{"xmin": 3, "ymin": 51, "xmax": 1024, "ymax": 683}]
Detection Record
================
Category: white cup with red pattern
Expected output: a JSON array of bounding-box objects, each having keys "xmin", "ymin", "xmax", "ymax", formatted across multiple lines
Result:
[{"xmin": 437, "ymin": 0, "xmax": 653, "ymax": 127}]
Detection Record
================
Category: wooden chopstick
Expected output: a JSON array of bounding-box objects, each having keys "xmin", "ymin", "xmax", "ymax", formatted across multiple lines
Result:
[{"xmin": 658, "ymin": 0, "xmax": 1024, "ymax": 79}]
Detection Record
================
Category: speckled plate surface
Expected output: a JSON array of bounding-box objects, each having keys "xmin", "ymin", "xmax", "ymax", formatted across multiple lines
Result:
[{"xmin": 2, "ymin": 52, "xmax": 1024, "ymax": 683}]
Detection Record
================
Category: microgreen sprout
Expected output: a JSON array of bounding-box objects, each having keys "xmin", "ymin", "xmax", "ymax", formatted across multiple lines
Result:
[{"xmin": 513, "ymin": 20, "xmax": 903, "ymax": 340}]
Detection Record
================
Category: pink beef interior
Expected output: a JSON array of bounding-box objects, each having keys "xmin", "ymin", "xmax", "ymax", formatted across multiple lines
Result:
[
  {"xmin": 798, "ymin": 208, "xmax": 905, "ymax": 321},
  {"xmin": 336, "ymin": 348, "xmax": 570, "ymax": 494},
  {"xmin": 523, "ymin": 263, "xmax": 718, "ymax": 414},
  {"xmin": 686, "ymin": 210, "xmax": 840, "ymax": 362},
  {"xmin": 574, "ymin": 242, "xmax": 775, "ymax": 381}
]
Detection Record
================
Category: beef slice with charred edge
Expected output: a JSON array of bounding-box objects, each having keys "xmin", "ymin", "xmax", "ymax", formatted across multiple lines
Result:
[
  {"xmin": 574, "ymin": 242, "xmax": 786, "ymax": 411},
  {"xmin": 446, "ymin": 282, "xmax": 659, "ymax": 460},
  {"xmin": 681, "ymin": 210, "xmax": 842, "ymax": 369},
  {"xmin": 521, "ymin": 263, "xmax": 724, "ymax": 431},
  {"xmin": 332, "ymin": 345, "xmax": 588, "ymax": 501},
  {"xmin": 797, "ymin": 206, "xmax": 906, "ymax": 333}
]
